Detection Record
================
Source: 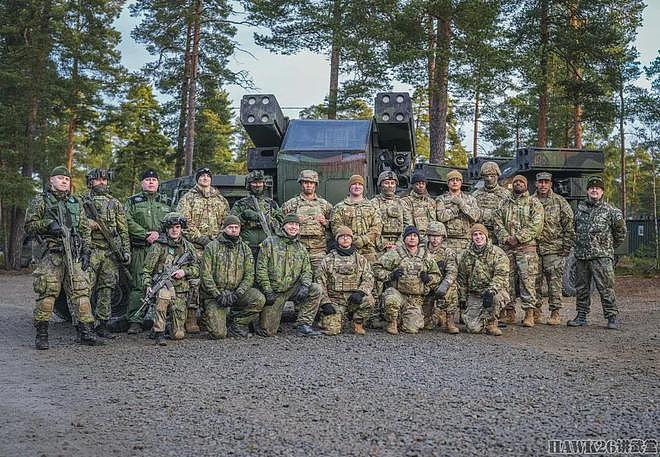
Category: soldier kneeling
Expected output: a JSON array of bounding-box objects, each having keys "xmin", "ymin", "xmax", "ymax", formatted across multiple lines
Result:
[
  {"xmin": 201, "ymin": 216, "xmax": 265, "ymax": 339},
  {"xmin": 317, "ymin": 226, "xmax": 375, "ymax": 336}
]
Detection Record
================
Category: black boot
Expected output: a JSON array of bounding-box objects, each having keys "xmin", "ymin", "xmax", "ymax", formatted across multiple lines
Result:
[
  {"xmin": 78, "ymin": 323, "xmax": 105, "ymax": 346},
  {"xmin": 606, "ymin": 316, "xmax": 619, "ymax": 330},
  {"xmin": 95, "ymin": 320, "xmax": 117, "ymax": 339},
  {"xmin": 35, "ymin": 321, "xmax": 49, "ymax": 350},
  {"xmin": 296, "ymin": 324, "xmax": 322, "ymax": 337},
  {"xmin": 154, "ymin": 331, "xmax": 167, "ymax": 346},
  {"xmin": 228, "ymin": 323, "xmax": 249, "ymax": 338},
  {"xmin": 567, "ymin": 311, "xmax": 587, "ymax": 327}
]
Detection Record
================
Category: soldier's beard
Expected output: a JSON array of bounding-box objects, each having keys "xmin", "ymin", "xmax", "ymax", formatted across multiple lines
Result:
[
  {"xmin": 250, "ymin": 188, "xmax": 264, "ymax": 196},
  {"xmin": 92, "ymin": 185, "xmax": 108, "ymax": 195},
  {"xmin": 223, "ymin": 233, "xmax": 239, "ymax": 243},
  {"xmin": 382, "ymin": 189, "xmax": 395, "ymax": 197},
  {"xmin": 485, "ymin": 181, "xmax": 497, "ymax": 190}
]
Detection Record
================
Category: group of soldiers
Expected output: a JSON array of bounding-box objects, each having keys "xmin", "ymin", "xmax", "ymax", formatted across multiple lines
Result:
[{"xmin": 25, "ymin": 161, "xmax": 627, "ymax": 349}]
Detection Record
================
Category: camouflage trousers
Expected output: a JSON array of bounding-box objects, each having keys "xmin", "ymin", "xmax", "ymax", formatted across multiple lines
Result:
[
  {"xmin": 152, "ymin": 285, "xmax": 187, "ymax": 336},
  {"xmin": 259, "ymin": 283, "xmax": 322, "ymax": 336},
  {"xmin": 319, "ymin": 292, "xmax": 375, "ymax": 336},
  {"xmin": 422, "ymin": 284, "xmax": 459, "ymax": 328},
  {"xmin": 300, "ymin": 236, "xmax": 327, "ymax": 281},
  {"xmin": 32, "ymin": 251, "xmax": 94, "ymax": 324},
  {"xmin": 504, "ymin": 246, "xmax": 539, "ymax": 311},
  {"xmin": 444, "ymin": 238, "xmax": 469, "ymax": 259},
  {"xmin": 537, "ymin": 253, "xmax": 566, "ymax": 311},
  {"xmin": 575, "ymin": 257, "xmax": 618, "ymax": 318},
  {"xmin": 186, "ymin": 246, "xmax": 205, "ymax": 311},
  {"xmin": 461, "ymin": 291, "xmax": 509, "ymax": 333},
  {"xmin": 382, "ymin": 287, "xmax": 426, "ymax": 334},
  {"xmin": 87, "ymin": 247, "xmax": 120, "ymax": 321},
  {"xmin": 203, "ymin": 288, "xmax": 266, "ymax": 339},
  {"xmin": 126, "ymin": 245, "xmax": 150, "ymax": 324}
]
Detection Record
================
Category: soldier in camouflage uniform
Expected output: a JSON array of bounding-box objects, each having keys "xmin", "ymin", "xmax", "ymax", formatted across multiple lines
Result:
[
  {"xmin": 472, "ymin": 162, "xmax": 511, "ymax": 239},
  {"xmin": 231, "ymin": 170, "xmax": 283, "ymax": 259},
  {"xmin": 373, "ymin": 226, "xmax": 441, "ymax": 335},
  {"xmin": 457, "ymin": 224, "xmax": 510, "ymax": 335},
  {"xmin": 143, "ymin": 212, "xmax": 199, "ymax": 345},
  {"xmin": 317, "ymin": 226, "xmax": 375, "ymax": 336},
  {"xmin": 200, "ymin": 215, "xmax": 265, "ymax": 339},
  {"xmin": 436, "ymin": 169, "xmax": 480, "ymax": 258},
  {"xmin": 25, "ymin": 166, "xmax": 101, "ymax": 349},
  {"xmin": 568, "ymin": 176, "xmax": 626, "ymax": 330},
  {"xmin": 331, "ymin": 175, "xmax": 382, "ymax": 262},
  {"xmin": 256, "ymin": 213, "xmax": 323, "ymax": 337},
  {"xmin": 282, "ymin": 170, "xmax": 332, "ymax": 277},
  {"xmin": 176, "ymin": 167, "xmax": 230, "ymax": 333},
  {"xmin": 424, "ymin": 221, "xmax": 460, "ymax": 334},
  {"xmin": 81, "ymin": 168, "xmax": 130, "ymax": 338},
  {"xmin": 370, "ymin": 170, "xmax": 408, "ymax": 254},
  {"xmin": 125, "ymin": 170, "xmax": 171, "ymax": 334},
  {"xmin": 533, "ymin": 172, "xmax": 575, "ymax": 325},
  {"xmin": 494, "ymin": 175, "xmax": 544, "ymax": 327},
  {"xmin": 402, "ymin": 172, "xmax": 436, "ymax": 237}
]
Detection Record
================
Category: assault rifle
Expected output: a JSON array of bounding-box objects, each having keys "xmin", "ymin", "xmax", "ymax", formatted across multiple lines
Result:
[
  {"xmin": 250, "ymin": 195, "xmax": 273, "ymax": 238},
  {"xmin": 54, "ymin": 201, "xmax": 83, "ymax": 294},
  {"xmin": 136, "ymin": 250, "xmax": 194, "ymax": 317}
]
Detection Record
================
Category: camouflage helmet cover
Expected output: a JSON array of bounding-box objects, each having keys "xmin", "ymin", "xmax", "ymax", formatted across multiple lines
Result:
[
  {"xmin": 161, "ymin": 212, "xmax": 188, "ymax": 230},
  {"xmin": 427, "ymin": 221, "xmax": 447, "ymax": 237},
  {"xmin": 377, "ymin": 170, "xmax": 399, "ymax": 187},
  {"xmin": 480, "ymin": 161, "xmax": 501, "ymax": 176},
  {"xmin": 298, "ymin": 169, "xmax": 319, "ymax": 183},
  {"xmin": 245, "ymin": 170, "xmax": 266, "ymax": 189},
  {"xmin": 86, "ymin": 168, "xmax": 111, "ymax": 186}
]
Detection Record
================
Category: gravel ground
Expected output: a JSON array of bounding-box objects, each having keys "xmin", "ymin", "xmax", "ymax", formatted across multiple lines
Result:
[{"xmin": 0, "ymin": 273, "xmax": 658, "ymax": 456}]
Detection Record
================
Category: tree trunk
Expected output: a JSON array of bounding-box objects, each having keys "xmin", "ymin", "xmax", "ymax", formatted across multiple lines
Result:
[
  {"xmin": 537, "ymin": 0, "xmax": 549, "ymax": 147},
  {"xmin": 573, "ymin": 102, "xmax": 583, "ymax": 149},
  {"xmin": 183, "ymin": 0, "xmax": 201, "ymax": 176},
  {"xmin": 619, "ymin": 83, "xmax": 627, "ymax": 219},
  {"xmin": 327, "ymin": 0, "xmax": 342, "ymax": 120},
  {"xmin": 175, "ymin": 17, "xmax": 193, "ymax": 178},
  {"xmin": 430, "ymin": 15, "xmax": 451, "ymax": 164},
  {"xmin": 427, "ymin": 15, "xmax": 439, "ymax": 163},
  {"xmin": 569, "ymin": 5, "xmax": 582, "ymax": 149},
  {"xmin": 472, "ymin": 90, "xmax": 479, "ymax": 157},
  {"xmin": 65, "ymin": 59, "xmax": 79, "ymax": 170}
]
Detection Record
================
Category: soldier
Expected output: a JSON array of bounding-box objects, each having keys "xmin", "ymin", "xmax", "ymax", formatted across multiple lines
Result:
[
  {"xmin": 176, "ymin": 166, "xmax": 230, "ymax": 333},
  {"xmin": 25, "ymin": 166, "xmax": 101, "ymax": 349},
  {"xmin": 424, "ymin": 221, "xmax": 460, "ymax": 334},
  {"xmin": 494, "ymin": 175, "xmax": 544, "ymax": 327},
  {"xmin": 143, "ymin": 212, "xmax": 199, "ymax": 345},
  {"xmin": 436, "ymin": 169, "xmax": 480, "ymax": 258},
  {"xmin": 256, "ymin": 213, "xmax": 323, "ymax": 337},
  {"xmin": 568, "ymin": 176, "xmax": 626, "ymax": 330},
  {"xmin": 200, "ymin": 215, "xmax": 265, "ymax": 339},
  {"xmin": 457, "ymin": 224, "xmax": 510, "ymax": 335},
  {"xmin": 533, "ymin": 172, "xmax": 575, "ymax": 325},
  {"xmin": 125, "ymin": 169, "xmax": 171, "ymax": 334},
  {"xmin": 81, "ymin": 168, "xmax": 130, "ymax": 338},
  {"xmin": 330, "ymin": 175, "xmax": 382, "ymax": 262},
  {"xmin": 401, "ymin": 172, "xmax": 436, "ymax": 237},
  {"xmin": 317, "ymin": 226, "xmax": 375, "ymax": 336},
  {"xmin": 472, "ymin": 161, "xmax": 511, "ymax": 238},
  {"xmin": 282, "ymin": 170, "xmax": 332, "ymax": 276},
  {"xmin": 231, "ymin": 170, "xmax": 283, "ymax": 259},
  {"xmin": 370, "ymin": 170, "xmax": 408, "ymax": 254},
  {"xmin": 373, "ymin": 226, "xmax": 441, "ymax": 335}
]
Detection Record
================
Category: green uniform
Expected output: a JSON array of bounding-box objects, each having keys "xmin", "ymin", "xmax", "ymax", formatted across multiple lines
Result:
[
  {"xmin": 200, "ymin": 233, "xmax": 265, "ymax": 339},
  {"xmin": 573, "ymin": 198, "xmax": 626, "ymax": 318},
  {"xmin": 331, "ymin": 198, "xmax": 382, "ymax": 262},
  {"xmin": 457, "ymin": 240, "xmax": 510, "ymax": 333},
  {"xmin": 125, "ymin": 191, "xmax": 171, "ymax": 324},
  {"xmin": 402, "ymin": 191, "xmax": 436, "ymax": 237},
  {"xmin": 473, "ymin": 185, "xmax": 511, "ymax": 239},
  {"xmin": 370, "ymin": 194, "xmax": 408, "ymax": 253},
  {"xmin": 256, "ymin": 233, "xmax": 322, "ymax": 335},
  {"xmin": 435, "ymin": 191, "xmax": 480, "ymax": 257},
  {"xmin": 231, "ymin": 194, "xmax": 283, "ymax": 257},
  {"xmin": 25, "ymin": 189, "xmax": 95, "ymax": 325},
  {"xmin": 424, "ymin": 244, "xmax": 459, "ymax": 326}
]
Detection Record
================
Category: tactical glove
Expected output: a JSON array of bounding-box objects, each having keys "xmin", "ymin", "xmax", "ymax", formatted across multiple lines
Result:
[
  {"xmin": 242, "ymin": 209, "xmax": 260, "ymax": 221},
  {"xmin": 348, "ymin": 291, "xmax": 366, "ymax": 306},
  {"xmin": 80, "ymin": 249, "xmax": 91, "ymax": 271},
  {"xmin": 291, "ymin": 284, "xmax": 310, "ymax": 305},
  {"xmin": 320, "ymin": 302, "xmax": 336, "ymax": 316},
  {"xmin": 389, "ymin": 268, "xmax": 404, "ymax": 281},
  {"xmin": 215, "ymin": 293, "xmax": 229, "ymax": 308},
  {"xmin": 482, "ymin": 289, "xmax": 495, "ymax": 310},
  {"xmin": 419, "ymin": 271, "xmax": 431, "ymax": 284},
  {"xmin": 264, "ymin": 291, "xmax": 277, "ymax": 307},
  {"xmin": 435, "ymin": 280, "xmax": 450, "ymax": 298},
  {"xmin": 47, "ymin": 220, "xmax": 62, "ymax": 236},
  {"xmin": 226, "ymin": 291, "xmax": 239, "ymax": 307}
]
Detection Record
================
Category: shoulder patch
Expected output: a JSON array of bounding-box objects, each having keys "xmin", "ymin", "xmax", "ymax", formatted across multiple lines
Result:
[{"xmin": 130, "ymin": 194, "xmax": 146, "ymax": 204}]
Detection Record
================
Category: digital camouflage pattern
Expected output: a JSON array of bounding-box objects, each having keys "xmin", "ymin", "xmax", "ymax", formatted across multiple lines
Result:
[
  {"xmin": 401, "ymin": 191, "xmax": 436, "ymax": 236},
  {"xmin": 230, "ymin": 194, "xmax": 283, "ymax": 255},
  {"xmin": 435, "ymin": 191, "xmax": 480, "ymax": 256},
  {"xmin": 176, "ymin": 185, "xmax": 230, "ymax": 248},
  {"xmin": 370, "ymin": 194, "xmax": 408, "ymax": 252},
  {"xmin": 330, "ymin": 198, "xmax": 382, "ymax": 261},
  {"xmin": 472, "ymin": 185, "xmax": 511, "ymax": 236}
]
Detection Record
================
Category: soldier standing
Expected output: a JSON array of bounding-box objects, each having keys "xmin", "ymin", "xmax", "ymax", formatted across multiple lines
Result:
[
  {"xmin": 125, "ymin": 169, "xmax": 171, "ymax": 334},
  {"xmin": 494, "ymin": 175, "xmax": 544, "ymax": 327},
  {"xmin": 256, "ymin": 213, "xmax": 323, "ymax": 337},
  {"xmin": 330, "ymin": 175, "xmax": 382, "ymax": 262},
  {"xmin": 317, "ymin": 226, "xmax": 375, "ymax": 336},
  {"xmin": 568, "ymin": 176, "xmax": 626, "ymax": 330},
  {"xmin": 456, "ymin": 224, "xmax": 510, "ymax": 335},
  {"xmin": 533, "ymin": 172, "xmax": 575, "ymax": 325},
  {"xmin": 436, "ymin": 169, "xmax": 480, "ymax": 258},
  {"xmin": 82, "ymin": 168, "xmax": 130, "ymax": 338},
  {"xmin": 25, "ymin": 166, "xmax": 101, "ymax": 349},
  {"xmin": 282, "ymin": 170, "xmax": 332, "ymax": 276},
  {"xmin": 472, "ymin": 162, "xmax": 511, "ymax": 238},
  {"xmin": 176, "ymin": 167, "xmax": 230, "ymax": 333},
  {"xmin": 402, "ymin": 172, "xmax": 436, "ymax": 237},
  {"xmin": 370, "ymin": 170, "xmax": 408, "ymax": 254},
  {"xmin": 373, "ymin": 226, "xmax": 440, "ymax": 335}
]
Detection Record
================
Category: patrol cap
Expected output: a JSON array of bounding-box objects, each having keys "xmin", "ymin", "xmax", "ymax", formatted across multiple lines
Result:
[
  {"xmin": 378, "ymin": 170, "xmax": 398, "ymax": 186},
  {"xmin": 403, "ymin": 225, "xmax": 420, "ymax": 239},
  {"xmin": 470, "ymin": 223, "xmax": 489, "ymax": 238},
  {"xmin": 348, "ymin": 175, "xmax": 365, "ymax": 187},
  {"xmin": 141, "ymin": 169, "xmax": 159, "ymax": 180},
  {"xmin": 447, "ymin": 170, "xmax": 463, "ymax": 181},
  {"xmin": 195, "ymin": 167, "xmax": 212, "ymax": 182},
  {"xmin": 335, "ymin": 226, "xmax": 353, "ymax": 240},
  {"xmin": 50, "ymin": 166, "xmax": 71, "ymax": 178},
  {"xmin": 411, "ymin": 172, "xmax": 426, "ymax": 184},
  {"xmin": 222, "ymin": 215, "xmax": 241, "ymax": 229},
  {"xmin": 427, "ymin": 221, "xmax": 447, "ymax": 237},
  {"xmin": 282, "ymin": 213, "xmax": 300, "ymax": 225},
  {"xmin": 536, "ymin": 172, "xmax": 552, "ymax": 181},
  {"xmin": 587, "ymin": 176, "xmax": 604, "ymax": 189},
  {"xmin": 298, "ymin": 170, "xmax": 319, "ymax": 183},
  {"xmin": 512, "ymin": 175, "xmax": 528, "ymax": 185}
]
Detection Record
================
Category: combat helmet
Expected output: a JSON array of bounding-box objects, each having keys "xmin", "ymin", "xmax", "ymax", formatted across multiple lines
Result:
[
  {"xmin": 298, "ymin": 170, "xmax": 319, "ymax": 184},
  {"xmin": 161, "ymin": 212, "xmax": 188, "ymax": 230},
  {"xmin": 86, "ymin": 168, "xmax": 112, "ymax": 187},
  {"xmin": 480, "ymin": 161, "xmax": 501, "ymax": 176},
  {"xmin": 245, "ymin": 170, "xmax": 266, "ymax": 189},
  {"xmin": 377, "ymin": 170, "xmax": 399, "ymax": 187},
  {"xmin": 427, "ymin": 221, "xmax": 447, "ymax": 237}
]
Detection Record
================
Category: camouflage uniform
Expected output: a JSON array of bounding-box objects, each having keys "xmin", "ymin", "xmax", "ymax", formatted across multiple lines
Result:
[
  {"xmin": 125, "ymin": 191, "xmax": 171, "ymax": 324},
  {"xmin": 373, "ymin": 244, "xmax": 440, "ymax": 334},
  {"xmin": 473, "ymin": 186, "xmax": 511, "ymax": 239},
  {"xmin": 402, "ymin": 191, "xmax": 436, "ymax": 237},
  {"xmin": 331, "ymin": 198, "xmax": 382, "ymax": 262},
  {"xmin": 200, "ymin": 233, "xmax": 265, "ymax": 339},
  {"xmin": 424, "ymin": 235, "xmax": 459, "ymax": 327},
  {"xmin": 435, "ymin": 192, "xmax": 480, "ymax": 258}
]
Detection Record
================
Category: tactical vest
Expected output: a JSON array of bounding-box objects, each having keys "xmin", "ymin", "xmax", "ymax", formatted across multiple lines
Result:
[
  {"xmin": 373, "ymin": 196, "xmax": 404, "ymax": 238},
  {"xmin": 392, "ymin": 246, "xmax": 429, "ymax": 296},
  {"xmin": 326, "ymin": 251, "xmax": 361, "ymax": 292}
]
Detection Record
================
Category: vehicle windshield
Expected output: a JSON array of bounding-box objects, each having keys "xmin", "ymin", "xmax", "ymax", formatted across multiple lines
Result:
[{"xmin": 281, "ymin": 119, "xmax": 371, "ymax": 151}]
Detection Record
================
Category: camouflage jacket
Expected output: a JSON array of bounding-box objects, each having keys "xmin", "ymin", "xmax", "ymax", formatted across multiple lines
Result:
[
  {"xmin": 125, "ymin": 191, "xmax": 171, "ymax": 247},
  {"xmin": 473, "ymin": 185, "xmax": 511, "ymax": 233},
  {"xmin": 331, "ymin": 197, "xmax": 382, "ymax": 255},
  {"xmin": 373, "ymin": 245, "xmax": 440, "ymax": 296},
  {"xmin": 402, "ymin": 191, "xmax": 436, "ymax": 235},
  {"xmin": 282, "ymin": 193, "xmax": 332, "ymax": 251},
  {"xmin": 534, "ymin": 190, "xmax": 575, "ymax": 256},
  {"xmin": 427, "ymin": 244, "xmax": 458, "ymax": 288},
  {"xmin": 436, "ymin": 192, "xmax": 480, "ymax": 240},
  {"xmin": 318, "ymin": 248, "xmax": 374, "ymax": 302},
  {"xmin": 81, "ymin": 191, "xmax": 130, "ymax": 256},
  {"xmin": 574, "ymin": 198, "xmax": 626, "ymax": 260},
  {"xmin": 25, "ymin": 189, "xmax": 92, "ymax": 253},
  {"xmin": 370, "ymin": 194, "xmax": 409, "ymax": 248},
  {"xmin": 457, "ymin": 241, "xmax": 509, "ymax": 301},
  {"xmin": 176, "ymin": 185, "xmax": 229, "ymax": 248},
  {"xmin": 493, "ymin": 192, "xmax": 544, "ymax": 248},
  {"xmin": 143, "ymin": 235, "xmax": 198, "ymax": 293},
  {"xmin": 200, "ymin": 233, "xmax": 254, "ymax": 299},
  {"xmin": 230, "ymin": 194, "xmax": 283, "ymax": 248},
  {"xmin": 256, "ymin": 234, "xmax": 312, "ymax": 293}
]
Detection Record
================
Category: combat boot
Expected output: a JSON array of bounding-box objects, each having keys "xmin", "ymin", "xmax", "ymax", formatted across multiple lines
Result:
[
  {"xmin": 533, "ymin": 308, "xmax": 544, "ymax": 324},
  {"xmin": 185, "ymin": 310, "xmax": 200, "ymax": 333},
  {"xmin": 567, "ymin": 311, "xmax": 587, "ymax": 327},
  {"xmin": 522, "ymin": 309, "xmax": 535, "ymax": 327},
  {"xmin": 445, "ymin": 313, "xmax": 460, "ymax": 334},
  {"xmin": 228, "ymin": 323, "xmax": 249, "ymax": 338},
  {"xmin": 35, "ymin": 321, "xmax": 49, "ymax": 350},
  {"xmin": 385, "ymin": 320, "xmax": 398, "ymax": 335},
  {"xmin": 78, "ymin": 323, "xmax": 105, "ymax": 346},
  {"xmin": 95, "ymin": 320, "xmax": 116, "ymax": 339},
  {"xmin": 172, "ymin": 328, "xmax": 185, "ymax": 340},
  {"xmin": 296, "ymin": 324, "xmax": 322, "ymax": 337},
  {"xmin": 352, "ymin": 321, "xmax": 366, "ymax": 335},
  {"xmin": 154, "ymin": 332, "xmax": 167, "ymax": 346},
  {"xmin": 436, "ymin": 310, "xmax": 447, "ymax": 329},
  {"xmin": 502, "ymin": 307, "xmax": 516, "ymax": 324},
  {"xmin": 127, "ymin": 322, "xmax": 142, "ymax": 334},
  {"xmin": 485, "ymin": 320, "xmax": 502, "ymax": 336},
  {"xmin": 606, "ymin": 316, "xmax": 619, "ymax": 330},
  {"xmin": 547, "ymin": 310, "xmax": 561, "ymax": 326}
]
